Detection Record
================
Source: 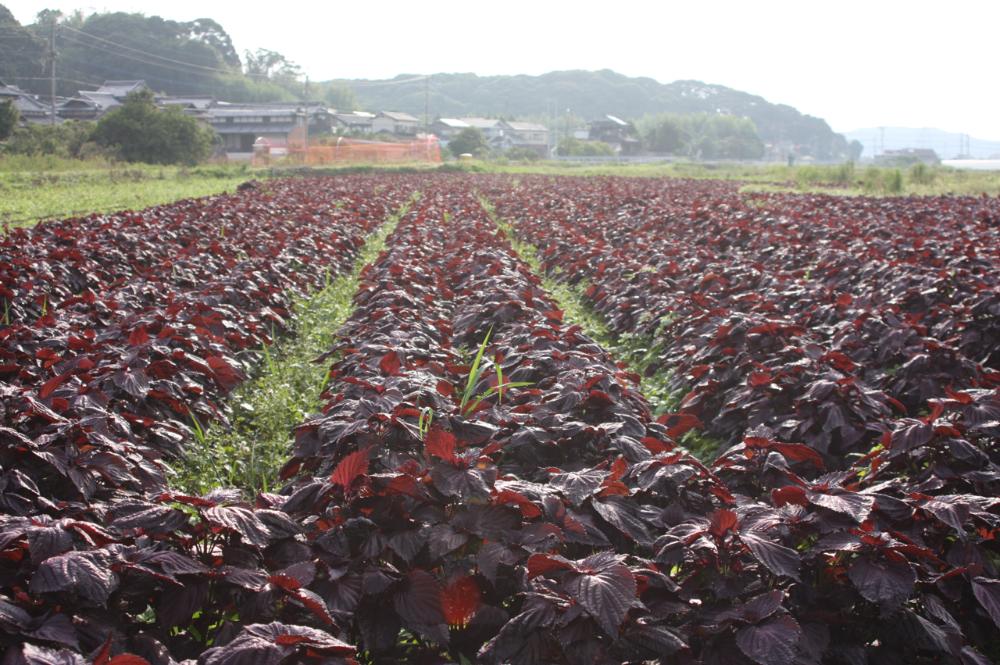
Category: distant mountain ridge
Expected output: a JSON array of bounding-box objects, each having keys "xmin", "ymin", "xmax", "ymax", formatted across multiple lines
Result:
[
  {"xmin": 335, "ymin": 70, "xmax": 850, "ymax": 160},
  {"xmin": 843, "ymin": 127, "xmax": 1000, "ymax": 160}
]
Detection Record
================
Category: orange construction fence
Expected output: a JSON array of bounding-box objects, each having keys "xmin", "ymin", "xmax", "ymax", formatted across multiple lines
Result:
[{"xmin": 259, "ymin": 128, "xmax": 442, "ymax": 166}]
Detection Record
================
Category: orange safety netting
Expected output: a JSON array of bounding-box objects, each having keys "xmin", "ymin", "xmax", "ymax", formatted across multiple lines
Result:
[{"xmin": 258, "ymin": 128, "xmax": 442, "ymax": 166}]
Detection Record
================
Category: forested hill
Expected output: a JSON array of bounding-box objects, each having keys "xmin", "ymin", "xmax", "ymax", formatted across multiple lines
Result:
[
  {"xmin": 0, "ymin": 5, "xmax": 355, "ymax": 107},
  {"xmin": 1, "ymin": 3, "xmax": 847, "ymax": 159},
  {"xmin": 339, "ymin": 70, "xmax": 849, "ymax": 159}
]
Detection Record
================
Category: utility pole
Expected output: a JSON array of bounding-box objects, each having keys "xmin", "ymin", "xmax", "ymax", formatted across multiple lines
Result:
[
  {"xmin": 48, "ymin": 18, "xmax": 56, "ymax": 126},
  {"xmin": 423, "ymin": 75, "xmax": 429, "ymax": 135}
]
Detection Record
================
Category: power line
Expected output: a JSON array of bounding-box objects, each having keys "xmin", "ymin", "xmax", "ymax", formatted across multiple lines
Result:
[
  {"xmin": 341, "ymin": 75, "xmax": 429, "ymax": 88},
  {"xmin": 5, "ymin": 76, "xmax": 102, "ymax": 87},
  {"xmin": 58, "ymin": 32, "xmax": 226, "ymax": 80},
  {"xmin": 59, "ymin": 24, "xmax": 235, "ymax": 75}
]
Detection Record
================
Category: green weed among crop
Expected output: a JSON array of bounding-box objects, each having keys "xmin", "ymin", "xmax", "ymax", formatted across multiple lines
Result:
[
  {"xmin": 173, "ymin": 196, "xmax": 415, "ymax": 497},
  {"xmin": 456, "ymin": 326, "xmax": 532, "ymax": 416}
]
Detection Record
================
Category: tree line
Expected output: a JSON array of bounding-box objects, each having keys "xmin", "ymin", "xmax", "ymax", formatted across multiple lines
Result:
[{"xmin": 0, "ymin": 5, "xmax": 355, "ymax": 108}]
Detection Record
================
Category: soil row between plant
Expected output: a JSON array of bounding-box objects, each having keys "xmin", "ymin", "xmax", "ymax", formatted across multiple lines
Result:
[
  {"xmin": 174, "ymin": 195, "xmax": 416, "ymax": 496},
  {"xmin": 479, "ymin": 194, "xmax": 722, "ymax": 460}
]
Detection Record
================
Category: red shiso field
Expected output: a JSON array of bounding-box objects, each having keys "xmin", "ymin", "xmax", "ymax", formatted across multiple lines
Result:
[{"xmin": 1, "ymin": 173, "xmax": 998, "ymax": 665}]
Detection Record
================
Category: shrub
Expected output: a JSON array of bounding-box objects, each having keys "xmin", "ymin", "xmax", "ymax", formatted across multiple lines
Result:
[
  {"xmin": 885, "ymin": 168, "xmax": 903, "ymax": 193},
  {"xmin": 448, "ymin": 127, "xmax": 489, "ymax": 158},
  {"xmin": 1, "ymin": 120, "xmax": 96, "ymax": 158},
  {"xmin": 909, "ymin": 162, "xmax": 936, "ymax": 185},
  {"xmin": 92, "ymin": 89, "xmax": 215, "ymax": 165},
  {"xmin": 504, "ymin": 146, "xmax": 542, "ymax": 161}
]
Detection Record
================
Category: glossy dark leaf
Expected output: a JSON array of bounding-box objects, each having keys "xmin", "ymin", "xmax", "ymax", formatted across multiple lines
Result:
[
  {"xmin": 971, "ymin": 577, "xmax": 1000, "ymax": 629},
  {"xmin": 741, "ymin": 532, "xmax": 801, "ymax": 581},
  {"xmin": 31, "ymin": 550, "xmax": 119, "ymax": 605},
  {"xmin": 393, "ymin": 569, "xmax": 445, "ymax": 627},
  {"xmin": 848, "ymin": 555, "xmax": 916, "ymax": 608},
  {"xmin": 203, "ymin": 506, "xmax": 271, "ymax": 548},
  {"xmin": 564, "ymin": 553, "xmax": 636, "ymax": 637},
  {"xmin": 735, "ymin": 615, "xmax": 802, "ymax": 665}
]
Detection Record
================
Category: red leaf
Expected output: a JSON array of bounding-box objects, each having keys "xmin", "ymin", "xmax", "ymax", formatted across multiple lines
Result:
[
  {"xmin": 330, "ymin": 449, "xmax": 369, "ymax": 490},
  {"xmin": 379, "ymin": 350, "xmax": 401, "ymax": 376},
  {"xmin": 39, "ymin": 373, "xmax": 68, "ymax": 399},
  {"xmin": 425, "ymin": 427, "xmax": 457, "ymax": 462},
  {"xmin": 494, "ymin": 489, "xmax": 542, "ymax": 518},
  {"xmin": 128, "ymin": 326, "xmax": 150, "ymax": 345},
  {"xmin": 276, "ymin": 635, "xmax": 311, "ymax": 646},
  {"xmin": 661, "ymin": 413, "xmax": 702, "ymax": 439},
  {"xmin": 772, "ymin": 443, "xmax": 825, "ymax": 470},
  {"xmin": 608, "ymin": 457, "xmax": 627, "ymax": 482},
  {"xmin": 836, "ymin": 293, "xmax": 853, "ymax": 307},
  {"xmin": 268, "ymin": 574, "xmax": 301, "ymax": 591},
  {"xmin": 749, "ymin": 371, "xmax": 772, "ymax": 387},
  {"xmin": 441, "ymin": 575, "xmax": 481, "ymax": 626},
  {"xmin": 526, "ymin": 553, "xmax": 576, "ymax": 578},
  {"xmin": 709, "ymin": 509, "xmax": 738, "ymax": 538},
  {"xmin": 205, "ymin": 355, "xmax": 245, "ymax": 391},
  {"xmin": 772, "ymin": 485, "xmax": 809, "ymax": 507},
  {"xmin": 436, "ymin": 379, "xmax": 454, "ymax": 396},
  {"xmin": 108, "ymin": 657, "xmax": 152, "ymax": 665}
]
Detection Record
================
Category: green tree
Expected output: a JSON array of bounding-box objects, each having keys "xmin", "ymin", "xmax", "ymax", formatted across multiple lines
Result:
[
  {"xmin": 0, "ymin": 4, "xmax": 46, "ymax": 84},
  {"xmin": 92, "ymin": 89, "xmax": 215, "ymax": 164},
  {"xmin": 848, "ymin": 139, "xmax": 864, "ymax": 162},
  {"xmin": 0, "ymin": 99, "xmax": 19, "ymax": 141},
  {"xmin": 448, "ymin": 127, "xmax": 488, "ymax": 157},
  {"xmin": 318, "ymin": 82, "xmax": 356, "ymax": 110},
  {"xmin": 636, "ymin": 112, "xmax": 764, "ymax": 159}
]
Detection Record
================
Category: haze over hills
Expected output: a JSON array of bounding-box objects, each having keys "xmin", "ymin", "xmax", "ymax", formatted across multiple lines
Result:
[
  {"xmin": 843, "ymin": 127, "xmax": 1000, "ymax": 160},
  {"xmin": 1, "ymin": 2, "xmax": 855, "ymax": 160},
  {"xmin": 336, "ymin": 70, "xmax": 851, "ymax": 160}
]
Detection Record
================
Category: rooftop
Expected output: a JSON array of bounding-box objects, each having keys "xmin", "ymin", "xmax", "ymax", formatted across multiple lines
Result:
[
  {"xmin": 379, "ymin": 111, "xmax": 420, "ymax": 122},
  {"xmin": 506, "ymin": 121, "xmax": 548, "ymax": 132}
]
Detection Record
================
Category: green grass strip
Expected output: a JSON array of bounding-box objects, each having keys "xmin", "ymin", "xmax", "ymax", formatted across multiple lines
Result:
[
  {"xmin": 173, "ymin": 196, "xmax": 414, "ymax": 496},
  {"xmin": 480, "ymin": 196, "xmax": 722, "ymax": 460},
  {"xmin": 0, "ymin": 163, "xmax": 260, "ymax": 228}
]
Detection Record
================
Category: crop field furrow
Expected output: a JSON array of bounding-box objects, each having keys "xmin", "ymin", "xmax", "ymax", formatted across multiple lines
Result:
[
  {"xmin": 176, "ymin": 194, "xmax": 416, "ymax": 497},
  {"xmin": 0, "ymin": 172, "xmax": 997, "ymax": 665},
  {"xmin": 278, "ymin": 181, "xmax": 728, "ymax": 662},
  {"xmin": 0, "ymin": 176, "xmax": 416, "ymax": 662},
  {"xmin": 481, "ymin": 194, "xmax": 684, "ymax": 425}
]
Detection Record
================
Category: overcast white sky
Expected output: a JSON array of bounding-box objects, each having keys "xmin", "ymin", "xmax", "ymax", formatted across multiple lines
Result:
[{"xmin": 6, "ymin": 0, "xmax": 999, "ymax": 139}]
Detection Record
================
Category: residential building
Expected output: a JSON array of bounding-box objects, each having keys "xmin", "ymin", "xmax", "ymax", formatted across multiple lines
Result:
[
  {"xmin": 460, "ymin": 117, "xmax": 507, "ymax": 145},
  {"xmin": 206, "ymin": 106, "xmax": 304, "ymax": 154},
  {"xmin": 588, "ymin": 114, "xmax": 640, "ymax": 154},
  {"xmin": 0, "ymin": 79, "xmax": 52, "ymax": 123},
  {"xmin": 332, "ymin": 112, "xmax": 374, "ymax": 134},
  {"xmin": 504, "ymin": 120, "xmax": 550, "ymax": 156},
  {"xmin": 430, "ymin": 117, "xmax": 469, "ymax": 140},
  {"xmin": 79, "ymin": 80, "xmax": 150, "ymax": 114},
  {"xmin": 372, "ymin": 111, "xmax": 420, "ymax": 136},
  {"xmin": 56, "ymin": 97, "xmax": 101, "ymax": 121}
]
